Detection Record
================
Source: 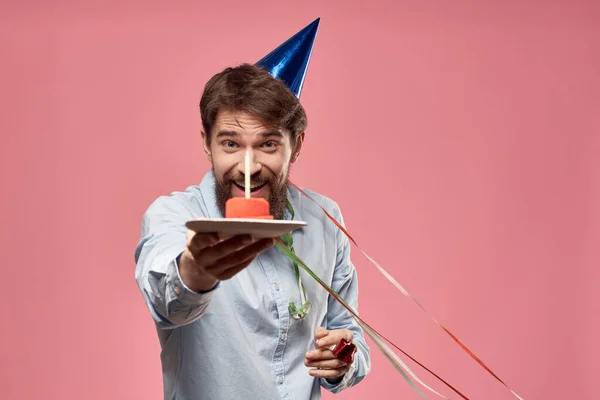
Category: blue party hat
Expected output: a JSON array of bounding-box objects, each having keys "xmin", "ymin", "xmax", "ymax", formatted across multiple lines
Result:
[{"xmin": 255, "ymin": 18, "xmax": 320, "ymax": 98}]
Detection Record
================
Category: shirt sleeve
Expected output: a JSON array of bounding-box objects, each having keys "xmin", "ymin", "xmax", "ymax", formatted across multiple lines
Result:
[
  {"xmin": 320, "ymin": 200, "xmax": 372, "ymax": 393},
  {"xmin": 134, "ymin": 194, "xmax": 217, "ymax": 329}
]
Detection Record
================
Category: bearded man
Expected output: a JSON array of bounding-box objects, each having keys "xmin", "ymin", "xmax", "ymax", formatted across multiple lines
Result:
[{"xmin": 134, "ymin": 20, "xmax": 371, "ymax": 400}]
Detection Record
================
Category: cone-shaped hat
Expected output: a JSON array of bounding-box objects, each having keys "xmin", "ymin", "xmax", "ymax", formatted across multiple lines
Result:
[{"xmin": 255, "ymin": 18, "xmax": 320, "ymax": 98}]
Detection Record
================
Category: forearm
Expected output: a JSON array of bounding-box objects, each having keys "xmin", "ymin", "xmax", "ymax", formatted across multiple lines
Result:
[{"xmin": 135, "ymin": 237, "xmax": 215, "ymax": 329}]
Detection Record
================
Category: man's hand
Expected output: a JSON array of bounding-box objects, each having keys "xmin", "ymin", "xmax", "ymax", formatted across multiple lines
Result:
[
  {"xmin": 179, "ymin": 231, "xmax": 274, "ymax": 292},
  {"xmin": 305, "ymin": 327, "xmax": 354, "ymax": 382}
]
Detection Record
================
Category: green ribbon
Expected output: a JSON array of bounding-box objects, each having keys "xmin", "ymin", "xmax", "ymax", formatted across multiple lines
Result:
[{"xmin": 278, "ymin": 200, "xmax": 312, "ymax": 320}]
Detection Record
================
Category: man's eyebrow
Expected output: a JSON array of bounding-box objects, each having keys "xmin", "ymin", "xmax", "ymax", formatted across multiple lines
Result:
[
  {"xmin": 261, "ymin": 131, "xmax": 283, "ymax": 139},
  {"xmin": 214, "ymin": 131, "xmax": 283, "ymax": 140},
  {"xmin": 215, "ymin": 131, "xmax": 239, "ymax": 138}
]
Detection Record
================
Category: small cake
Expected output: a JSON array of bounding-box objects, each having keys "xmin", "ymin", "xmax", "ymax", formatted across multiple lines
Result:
[{"xmin": 225, "ymin": 197, "xmax": 274, "ymax": 219}]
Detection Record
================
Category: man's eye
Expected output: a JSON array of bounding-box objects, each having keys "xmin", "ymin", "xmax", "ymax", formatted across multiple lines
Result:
[
  {"xmin": 262, "ymin": 141, "xmax": 277, "ymax": 149},
  {"xmin": 223, "ymin": 141, "xmax": 239, "ymax": 148}
]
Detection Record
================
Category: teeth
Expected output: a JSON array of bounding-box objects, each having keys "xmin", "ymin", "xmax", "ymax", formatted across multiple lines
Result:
[{"xmin": 236, "ymin": 182, "xmax": 265, "ymax": 189}]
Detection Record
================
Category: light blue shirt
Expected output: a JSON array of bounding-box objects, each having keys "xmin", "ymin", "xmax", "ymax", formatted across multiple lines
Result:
[{"xmin": 134, "ymin": 170, "xmax": 371, "ymax": 400}]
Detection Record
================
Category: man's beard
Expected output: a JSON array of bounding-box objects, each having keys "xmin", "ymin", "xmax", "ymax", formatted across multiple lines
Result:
[{"xmin": 214, "ymin": 167, "xmax": 289, "ymax": 219}]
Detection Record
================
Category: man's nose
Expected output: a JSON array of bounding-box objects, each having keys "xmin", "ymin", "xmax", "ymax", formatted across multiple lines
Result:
[{"xmin": 236, "ymin": 150, "xmax": 262, "ymax": 176}]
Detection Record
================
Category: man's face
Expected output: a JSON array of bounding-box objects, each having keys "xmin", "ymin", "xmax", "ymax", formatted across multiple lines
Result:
[{"xmin": 202, "ymin": 109, "xmax": 304, "ymax": 218}]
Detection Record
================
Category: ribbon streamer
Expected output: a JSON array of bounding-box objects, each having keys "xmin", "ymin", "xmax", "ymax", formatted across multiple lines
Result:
[
  {"xmin": 289, "ymin": 182, "xmax": 524, "ymax": 400},
  {"xmin": 275, "ymin": 239, "xmax": 470, "ymax": 400},
  {"xmin": 281, "ymin": 201, "xmax": 312, "ymax": 319}
]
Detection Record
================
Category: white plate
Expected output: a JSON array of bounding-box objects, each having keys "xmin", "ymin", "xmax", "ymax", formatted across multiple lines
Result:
[{"xmin": 185, "ymin": 218, "xmax": 307, "ymax": 238}]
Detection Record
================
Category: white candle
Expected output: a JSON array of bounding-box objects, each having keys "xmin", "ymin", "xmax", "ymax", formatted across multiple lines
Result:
[{"xmin": 245, "ymin": 150, "xmax": 250, "ymax": 199}]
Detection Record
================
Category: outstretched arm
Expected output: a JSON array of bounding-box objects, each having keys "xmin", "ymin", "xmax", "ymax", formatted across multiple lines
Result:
[{"xmin": 134, "ymin": 196, "xmax": 216, "ymax": 329}]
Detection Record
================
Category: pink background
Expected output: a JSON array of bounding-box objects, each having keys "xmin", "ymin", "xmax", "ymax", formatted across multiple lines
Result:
[{"xmin": 1, "ymin": 1, "xmax": 598, "ymax": 399}]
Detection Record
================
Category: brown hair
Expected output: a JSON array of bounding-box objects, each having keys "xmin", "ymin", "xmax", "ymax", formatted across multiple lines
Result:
[{"xmin": 199, "ymin": 64, "xmax": 307, "ymax": 144}]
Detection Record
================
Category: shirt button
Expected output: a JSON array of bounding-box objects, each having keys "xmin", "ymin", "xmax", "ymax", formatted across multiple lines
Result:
[
  {"xmin": 274, "ymin": 284, "xmax": 280, "ymax": 291},
  {"xmin": 278, "ymin": 375, "xmax": 284, "ymax": 384},
  {"xmin": 174, "ymin": 286, "xmax": 181, "ymax": 295},
  {"xmin": 280, "ymin": 333, "xmax": 286, "ymax": 341}
]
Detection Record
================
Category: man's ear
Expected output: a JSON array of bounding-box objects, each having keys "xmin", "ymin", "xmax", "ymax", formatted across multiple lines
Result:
[
  {"xmin": 291, "ymin": 132, "xmax": 305, "ymax": 163},
  {"xmin": 201, "ymin": 130, "xmax": 212, "ymax": 162}
]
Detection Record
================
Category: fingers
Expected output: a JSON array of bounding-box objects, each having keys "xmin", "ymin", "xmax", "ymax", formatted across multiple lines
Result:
[
  {"xmin": 187, "ymin": 231, "xmax": 221, "ymax": 254},
  {"xmin": 314, "ymin": 327, "xmax": 328, "ymax": 340},
  {"xmin": 308, "ymin": 365, "xmax": 350, "ymax": 379},
  {"xmin": 305, "ymin": 348, "xmax": 336, "ymax": 361},
  {"xmin": 213, "ymin": 239, "xmax": 274, "ymax": 279},
  {"xmin": 314, "ymin": 329, "xmax": 353, "ymax": 349},
  {"xmin": 182, "ymin": 229, "xmax": 274, "ymax": 291},
  {"xmin": 193, "ymin": 235, "xmax": 253, "ymax": 264},
  {"xmin": 215, "ymin": 238, "xmax": 274, "ymax": 269},
  {"xmin": 305, "ymin": 347, "xmax": 350, "ymax": 379},
  {"xmin": 303, "ymin": 329, "xmax": 358, "ymax": 382},
  {"xmin": 306, "ymin": 330, "xmax": 356, "ymax": 380},
  {"xmin": 188, "ymin": 234, "xmax": 273, "ymax": 280},
  {"xmin": 216, "ymin": 259, "xmax": 255, "ymax": 280},
  {"xmin": 305, "ymin": 357, "xmax": 346, "ymax": 369}
]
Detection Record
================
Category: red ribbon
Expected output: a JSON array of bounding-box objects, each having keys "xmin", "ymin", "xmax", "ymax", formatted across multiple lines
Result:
[{"xmin": 289, "ymin": 182, "xmax": 524, "ymax": 400}]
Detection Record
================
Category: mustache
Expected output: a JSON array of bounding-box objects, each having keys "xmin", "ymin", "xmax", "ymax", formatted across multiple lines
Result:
[{"xmin": 224, "ymin": 171, "xmax": 273, "ymax": 186}]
